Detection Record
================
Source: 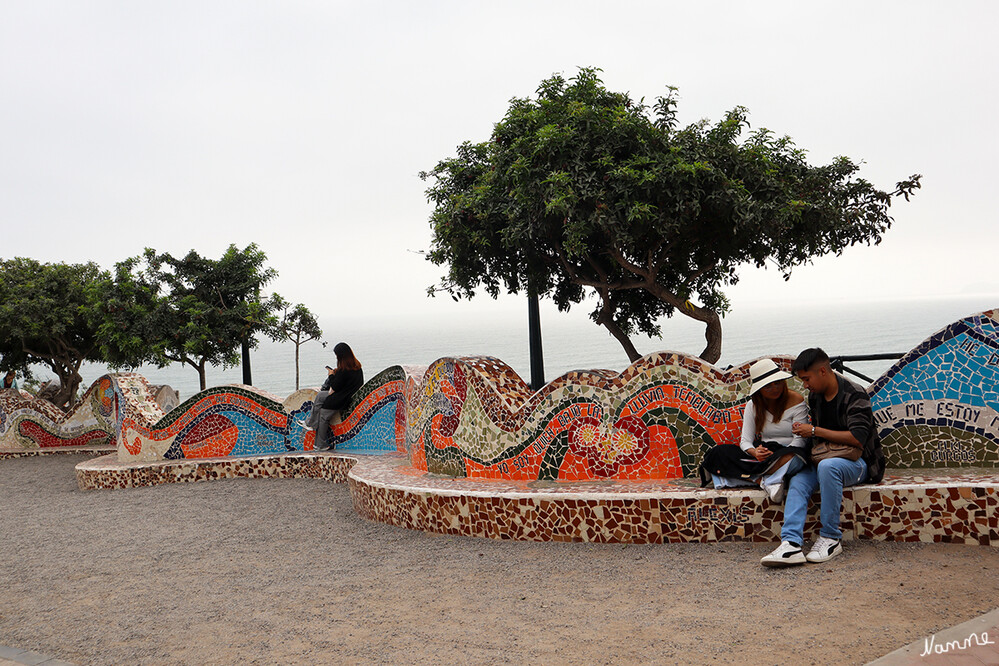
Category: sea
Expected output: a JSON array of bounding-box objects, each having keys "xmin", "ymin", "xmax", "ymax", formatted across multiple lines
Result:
[{"xmin": 73, "ymin": 295, "xmax": 998, "ymax": 402}]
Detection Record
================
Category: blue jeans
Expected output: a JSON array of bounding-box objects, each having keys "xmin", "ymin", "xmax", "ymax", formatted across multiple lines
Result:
[{"xmin": 781, "ymin": 457, "xmax": 868, "ymax": 543}]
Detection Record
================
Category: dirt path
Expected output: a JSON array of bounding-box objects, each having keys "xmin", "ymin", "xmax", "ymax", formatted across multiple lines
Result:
[{"xmin": 1, "ymin": 455, "xmax": 996, "ymax": 665}]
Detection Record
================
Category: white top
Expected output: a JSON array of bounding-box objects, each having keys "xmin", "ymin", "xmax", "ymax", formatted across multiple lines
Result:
[{"xmin": 739, "ymin": 399, "xmax": 809, "ymax": 451}]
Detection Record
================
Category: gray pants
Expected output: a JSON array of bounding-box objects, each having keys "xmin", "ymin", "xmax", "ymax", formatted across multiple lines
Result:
[
  {"xmin": 316, "ymin": 407, "xmax": 340, "ymax": 449},
  {"xmin": 305, "ymin": 390, "xmax": 330, "ymax": 429}
]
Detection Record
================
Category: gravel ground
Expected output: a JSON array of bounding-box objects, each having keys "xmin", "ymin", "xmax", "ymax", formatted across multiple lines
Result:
[{"xmin": 1, "ymin": 454, "xmax": 997, "ymax": 666}]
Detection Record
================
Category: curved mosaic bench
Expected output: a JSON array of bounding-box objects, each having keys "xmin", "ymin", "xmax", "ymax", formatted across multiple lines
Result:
[
  {"xmin": 348, "ymin": 456, "xmax": 999, "ymax": 544},
  {"xmin": 52, "ymin": 306, "xmax": 999, "ymax": 546},
  {"xmin": 115, "ymin": 365, "xmax": 414, "ymax": 462},
  {"xmin": 72, "ymin": 451, "xmax": 999, "ymax": 545},
  {"xmin": 0, "ymin": 374, "xmax": 161, "ymax": 456}
]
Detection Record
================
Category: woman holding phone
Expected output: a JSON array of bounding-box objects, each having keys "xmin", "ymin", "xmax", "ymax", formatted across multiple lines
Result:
[{"xmin": 311, "ymin": 342, "xmax": 364, "ymax": 451}]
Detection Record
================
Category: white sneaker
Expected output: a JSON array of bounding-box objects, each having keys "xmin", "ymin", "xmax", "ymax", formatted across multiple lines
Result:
[
  {"xmin": 761, "ymin": 540, "xmax": 806, "ymax": 567},
  {"xmin": 762, "ymin": 480, "xmax": 785, "ymax": 503},
  {"xmin": 806, "ymin": 536, "xmax": 843, "ymax": 563}
]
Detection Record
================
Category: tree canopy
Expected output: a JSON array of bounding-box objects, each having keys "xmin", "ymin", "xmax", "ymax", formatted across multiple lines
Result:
[
  {"xmin": 0, "ymin": 258, "xmax": 107, "ymax": 408},
  {"xmin": 421, "ymin": 68, "xmax": 922, "ymax": 364},
  {"xmin": 100, "ymin": 244, "xmax": 283, "ymax": 390}
]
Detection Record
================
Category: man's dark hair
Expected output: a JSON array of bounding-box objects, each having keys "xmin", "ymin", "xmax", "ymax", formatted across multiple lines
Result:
[{"xmin": 791, "ymin": 347, "xmax": 830, "ymax": 373}]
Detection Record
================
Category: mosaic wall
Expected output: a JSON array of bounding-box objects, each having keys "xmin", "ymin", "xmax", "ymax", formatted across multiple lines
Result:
[
  {"xmin": 114, "ymin": 366, "xmax": 410, "ymax": 462},
  {"xmin": 871, "ymin": 308, "xmax": 999, "ymax": 469},
  {"xmin": 403, "ymin": 353, "xmax": 791, "ymax": 481},
  {"xmin": 0, "ymin": 374, "xmax": 162, "ymax": 453},
  {"xmin": 400, "ymin": 308, "xmax": 999, "ymax": 482}
]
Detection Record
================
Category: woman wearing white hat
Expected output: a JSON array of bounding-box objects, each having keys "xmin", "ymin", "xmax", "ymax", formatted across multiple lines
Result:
[{"xmin": 699, "ymin": 358, "xmax": 810, "ymax": 501}]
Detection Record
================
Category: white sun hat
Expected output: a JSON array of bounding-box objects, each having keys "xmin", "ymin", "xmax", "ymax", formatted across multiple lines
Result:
[{"xmin": 747, "ymin": 358, "xmax": 792, "ymax": 396}]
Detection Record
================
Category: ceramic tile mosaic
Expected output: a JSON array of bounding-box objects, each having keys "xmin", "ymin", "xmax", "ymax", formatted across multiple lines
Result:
[
  {"xmin": 0, "ymin": 374, "xmax": 161, "ymax": 453},
  {"xmin": 871, "ymin": 308, "xmax": 999, "ymax": 469},
  {"xmin": 70, "ymin": 442, "xmax": 999, "ymax": 545},
  {"xmin": 113, "ymin": 366, "xmax": 411, "ymax": 463},
  {"xmin": 403, "ymin": 353, "xmax": 796, "ymax": 481},
  {"xmin": 76, "ymin": 451, "xmax": 359, "ymax": 490},
  {"xmin": 348, "ymin": 455, "xmax": 999, "ymax": 544}
]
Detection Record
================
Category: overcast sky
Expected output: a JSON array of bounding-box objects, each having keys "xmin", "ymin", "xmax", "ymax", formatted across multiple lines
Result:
[{"xmin": 3, "ymin": 1, "xmax": 997, "ymax": 334}]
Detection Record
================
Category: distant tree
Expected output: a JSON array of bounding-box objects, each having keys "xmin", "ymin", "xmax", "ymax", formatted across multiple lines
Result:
[
  {"xmin": 101, "ymin": 245, "xmax": 283, "ymax": 391},
  {"xmin": 421, "ymin": 68, "xmax": 922, "ymax": 364},
  {"xmin": 0, "ymin": 258, "xmax": 107, "ymax": 409},
  {"xmin": 272, "ymin": 298, "xmax": 325, "ymax": 390}
]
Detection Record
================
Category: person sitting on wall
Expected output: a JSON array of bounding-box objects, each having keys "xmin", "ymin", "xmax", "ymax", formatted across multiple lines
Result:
[
  {"xmin": 302, "ymin": 365, "xmax": 338, "ymax": 430},
  {"xmin": 1, "ymin": 370, "xmax": 18, "ymax": 391},
  {"xmin": 699, "ymin": 359, "xmax": 810, "ymax": 502},
  {"xmin": 315, "ymin": 342, "xmax": 364, "ymax": 452},
  {"xmin": 761, "ymin": 348, "xmax": 885, "ymax": 568}
]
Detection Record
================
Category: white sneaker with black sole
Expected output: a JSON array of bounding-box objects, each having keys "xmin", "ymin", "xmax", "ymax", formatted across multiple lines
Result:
[
  {"xmin": 760, "ymin": 540, "xmax": 806, "ymax": 567},
  {"xmin": 805, "ymin": 536, "xmax": 843, "ymax": 563}
]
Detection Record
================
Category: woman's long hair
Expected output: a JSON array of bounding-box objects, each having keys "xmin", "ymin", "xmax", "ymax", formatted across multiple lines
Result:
[
  {"xmin": 751, "ymin": 381, "xmax": 790, "ymax": 435},
  {"xmin": 333, "ymin": 342, "xmax": 361, "ymax": 372}
]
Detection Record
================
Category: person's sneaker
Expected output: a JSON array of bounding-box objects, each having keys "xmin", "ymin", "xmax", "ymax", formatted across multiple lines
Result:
[
  {"xmin": 806, "ymin": 536, "xmax": 843, "ymax": 563},
  {"xmin": 762, "ymin": 480, "xmax": 785, "ymax": 503},
  {"xmin": 761, "ymin": 540, "xmax": 806, "ymax": 567}
]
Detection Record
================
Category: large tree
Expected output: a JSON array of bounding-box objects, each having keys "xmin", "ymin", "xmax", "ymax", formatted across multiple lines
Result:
[
  {"xmin": 100, "ymin": 245, "xmax": 283, "ymax": 391},
  {"xmin": 421, "ymin": 68, "xmax": 921, "ymax": 364},
  {"xmin": 0, "ymin": 258, "xmax": 108, "ymax": 409}
]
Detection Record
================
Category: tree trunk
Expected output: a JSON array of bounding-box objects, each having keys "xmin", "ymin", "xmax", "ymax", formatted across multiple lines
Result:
[
  {"xmin": 198, "ymin": 360, "xmax": 207, "ymax": 391},
  {"xmin": 51, "ymin": 367, "xmax": 83, "ymax": 411},
  {"xmin": 599, "ymin": 318, "xmax": 642, "ymax": 363},
  {"xmin": 699, "ymin": 310, "xmax": 723, "ymax": 365},
  {"xmin": 241, "ymin": 337, "xmax": 252, "ymax": 386},
  {"xmin": 641, "ymin": 284, "xmax": 724, "ymax": 365},
  {"xmin": 592, "ymin": 290, "xmax": 643, "ymax": 364},
  {"xmin": 294, "ymin": 343, "xmax": 301, "ymax": 391}
]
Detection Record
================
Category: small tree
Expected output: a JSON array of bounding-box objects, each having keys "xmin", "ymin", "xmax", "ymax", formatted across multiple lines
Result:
[
  {"xmin": 272, "ymin": 298, "xmax": 324, "ymax": 390},
  {"xmin": 0, "ymin": 258, "xmax": 107, "ymax": 409},
  {"xmin": 422, "ymin": 68, "xmax": 921, "ymax": 364}
]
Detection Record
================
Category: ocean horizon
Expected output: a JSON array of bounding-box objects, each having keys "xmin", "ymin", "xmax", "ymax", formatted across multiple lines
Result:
[{"xmin": 67, "ymin": 294, "xmax": 998, "ymax": 403}]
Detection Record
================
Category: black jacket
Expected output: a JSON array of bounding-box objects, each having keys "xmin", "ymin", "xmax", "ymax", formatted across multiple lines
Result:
[
  {"xmin": 322, "ymin": 368, "xmax": 364, "ymax": 411},
  {"xmin": 808, "ymin": 374, "xmax": 885, "ymax": 483}
]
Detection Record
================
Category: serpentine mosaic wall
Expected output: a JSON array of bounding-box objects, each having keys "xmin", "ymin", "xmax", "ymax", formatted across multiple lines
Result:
[
  {"xmin": 403, "ymin": 308, "xmax": 999, "ymax": 481},
  {"xmin": 114, "ymin": 366, "xmax": 409, "ymax": 462},
  {"xmin": 403, "ymin": 354, "xmax": 775, "ymax": 481},
  {"xmin": 871, "ymin": 308, "xmax": 999, "ymax": 468},
  {"xmin": 1, "ymin": 367, "xmax": 409, "ymax": 460},
  {"xmin": 0, "ymin": 374, "xmax": 162, "ymax": 452}
]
